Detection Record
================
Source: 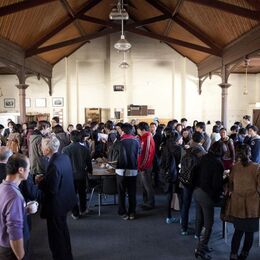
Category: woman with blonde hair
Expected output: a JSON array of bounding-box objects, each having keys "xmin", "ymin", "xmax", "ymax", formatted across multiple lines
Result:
[{"xmin": 228, "ymin": 144, "xmax": 260, "ymax": 260}]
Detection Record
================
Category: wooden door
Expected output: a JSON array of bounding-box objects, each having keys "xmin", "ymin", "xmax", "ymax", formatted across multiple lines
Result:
[{"xmin": 253, "ymin": 109, "xmax": 260, "ymax": 133}]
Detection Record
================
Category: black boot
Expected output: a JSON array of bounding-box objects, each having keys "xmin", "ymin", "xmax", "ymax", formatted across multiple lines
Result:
[
  {"xmin": 238, "ymin": 251, "xmax": 248, "ymax": 260},
  {"xmin": 194, "ymin": 227, "xmax": 212, "ymax": 260}
]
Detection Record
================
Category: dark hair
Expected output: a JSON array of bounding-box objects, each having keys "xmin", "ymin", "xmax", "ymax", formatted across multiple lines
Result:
[
  {"xmin": 230, "ymin": 125, "xmax": 238, "ymax": 132},
  {"xmin": 235, "ymin": 144, "xmax": 251, "ymax": 167},
  {"xmin": 192, "ymin": 132, "xmax": 204, "ymax": 143},
  {"xmin": 121, "ymin": 123, "xmax": 133, "ymax": 134},
  {"xmin": 248, "ymin": 125, "xmax": 258, "ymax": 132},
  {"xmin": 76, "ymin": 124, "xmax": 83, "ymax": 131},
  {"xmin": 70, "ymin": 130, "xmax": 82, "ymax": 143},
  {"xmin": 238, "ymin": 128, "xmax": 246, "ymax": 135},
  {"xmin": 105, "ymin": 121, "xmax": 114, "ymax": 131},
  {"xmin": 6, "ymin": 154, "xmax": 28, "ymax": 175},
  {"xmin": 28, "ymin": 121, "xmax": 37, "ymax": 130},
  {"xmin": 52, "ymin": 116, "xmax": 59, "ymax": 124},
  {"xmin": 243, "ymin": 115, "xmax": 251, "ymax": 121},
  {"xmin": 212, "ymin": 125, "xmax": 220, "ymax": 133},
  {"xmin": 176, "ymin": 123, "xmax": 182, "ymax": 130},
  {"xmin": 196, "ymin": 122, "xmax": 206, "ymax": 131},
  {"xmin": 215, "ymin": 120, "xmax": 222, "ymax": 126},
  {"xmin": 166, "ymin": 120, "xmax": 174, "ymax": 128},
  {"xmin": 53, "ymin": 125, "xmax": 64, "ymax": 134},
  {"xmin": 0, "ymin": 124, "xmax": 4, "ymax": 130},
  {"xmin": 234, "ymin": 121, "xmax": 242, "ymax": 128},
  {"xmin": 150, "ymin": 122, "xmax": 156, "ymax": 126},
  {"xmin": 220, "ymin": 127, "xmax": 227, "ymax": 132},
  {"xmin": 209, "ymin": 141, "xmax": 224, "ymax": 158},
  {"xmin": 181, "ymin": 118, "xmax": 187, "ymax": 123},
  {"xmin": 164, "ymin": 127, "xmax": 175, "ymax": 139},
  {"xmin": 115, "ymin": 122, "xmax": 123, "ymax": 129},
  {"xmin": 37, "ymin": 120, "xmax": 50, "ymax": 131},
  {"xmin": 137, "ymin": 122, "xmax": 149, "ymax": 131}
]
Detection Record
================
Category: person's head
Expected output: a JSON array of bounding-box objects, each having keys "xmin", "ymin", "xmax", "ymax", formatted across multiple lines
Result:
[
  {"xmin": 230, "ymin": 125, "xmax": 238, "ymax": 133},
  {"xmin": 67, "ymin": 124, "xmax": 74, "ymax": 133},
  {"xmin": 181, "ymin": 118, "xmax": 187, "ymax": 127},
  {"xmin": 149, "ymin": 122, "xmax": 157, "ymax": 135},
  {"xmin": 248, "ymin": 125, "xmax": 258, "ymax": 137},
  {"xmin": 243, "ymin": 115, "xmax": 251, "ymax": 125},
  {"xmin": 51, "ymin": 116, "xmax": 59, "ymax": 127},
  {"xmin": 172, "ymin": 131, "xmax": 182, "ymax": 145},
  {"xmin": 212, "ymin": 125, "xmax": 220, "ymax": 134},
  {"xmin": 41, "ymin": 136, "xmax": 60, "ymax": 158},
  {"xmin": 137, "ymin": 122, "xmax": 149, "ymax": 136},
  {"xmin": 195, "ymin": 122, "xmax": 206, "ymax": 133},
  {"xmin": 220, "ymin": 127, "xmax": 227, "ymax": 139},
  {"xmin": 22, "ymin": 123, "xmax": 28, "ymax": 131},
  {"xmin": 37, "ymin": 120, "xmax": 51, "ymax": 135},
  {"xmin": 163, "ymin": 127, "xmax": 175, "ymax": 139},
  {"xmin": 175, "ymin": 123, "xmax": 182, "ymax": 133},
  {"xmin": 215, "ymin": 121, "xmax": 222, "ymax": 127},
  {"xmin": 104, "ymin": 121, "xmax": 114, "ymax": 133},
  {"xmin": 76, "ymin": 123, "xmax": 83, "ymax": 131},
  {"xmin": 193, "ymin": 120, "xmax": 198, "ymax": 128},
  {"xmin": 181, "ymin": 128, "xmax": 191, "ymax": 139},
  {"xmin": 53, "ymin": 125, "xmax": 65, "ymax": 134},
  {"xmin": 238, "ymin": 128, "xmax": 247, "ymax": 136},
  {"xmin": 115, "ymin": 122, "xmax": 123, "ymax": 136},
  {"xmin": 130, "ymin": 119, "xmax": 137, "ymax": 126},
  {"xmin": 0, "ymin": 146, "xmax": 13, "ymax": 163},
  {"xmin": 121, "ymin": 123, "xmax": 133, "ymax": 135},
  {"xmin": 209, "ymin": 141, "xmax": 224, "ymax": 158},
  {"xmin": 28, "ymin": 121, "xmax": 37, "ymax": 130},
  {"xmin": 172, "ymin": 119, "xmax": 178, "ymax": 129},
  {"xmin": 234, "ymin": 121, "xmax": 242, "ymax": 129},
  {"xmin": 235, "ymin": 144, "xmax": 251, "ymax": 167},
  {"xmin": 8, "ymin": 121, "xmax": 16, "ymax": 131},
  {"xmin": 192, "ymin": 132, "xmax": 204, "ymax": 144},
  {"xmin": 70, "ymin": 130, "xmax": 82, "ymax": 143},
  {"xmin": 6, "ymin": 154, "xmax": 30, "ymax": 181}
]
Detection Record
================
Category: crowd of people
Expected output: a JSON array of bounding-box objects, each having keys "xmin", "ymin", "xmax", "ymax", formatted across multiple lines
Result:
[{"xmin": 0, "ymin": 114, "xmax": 259, "ymax": 260}]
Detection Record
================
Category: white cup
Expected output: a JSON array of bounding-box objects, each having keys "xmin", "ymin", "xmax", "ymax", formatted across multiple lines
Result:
[{"xmin": 26, "ymin": 201, "xmax": 39, "ymax": 214}]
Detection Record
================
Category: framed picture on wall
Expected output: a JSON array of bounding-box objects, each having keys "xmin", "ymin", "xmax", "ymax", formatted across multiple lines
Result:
[
  {"xmin": 4, "ymin": 98, "xmax": 15, "ymax": 108},
  {"xmin": 25, "ymin": 98, "xmax": 31, "ymax": 108},
  {"xmin": 52, "ymin": 97, "xmax": 64, "ymax": 107},
  {"xmin": 35, "ymin": 98, "xmax": 46, "ymax": 108}
]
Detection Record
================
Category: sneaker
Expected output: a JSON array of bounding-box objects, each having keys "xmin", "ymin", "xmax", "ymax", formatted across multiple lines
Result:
[
  {"xmin": 121, "ymin": 214, "xmax": 129, "ymax": 220},
  {"xmin": 71, "ymin": 214, "xmax": 79, "ymax": 220},
  {"xmin": 129, "ymin": 214, "xmax": 135, "ymax": 220},
  {"xmin": 80, "ymin": 209, "xmax": 89, "ymax": 216},
  {"xmin": 181, "ymin": 229, "xmax": 188, "ymax": 236},
  {"xmin": 166, "ymin": 217, "xmax": 178, "ymax": 224}
]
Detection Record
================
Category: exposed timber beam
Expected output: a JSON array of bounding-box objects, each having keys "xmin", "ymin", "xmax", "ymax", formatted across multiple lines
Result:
[
  {"xmin": 127, "ymin": 28, "xmax": 221, "ymax": 56},
  {"xmin": 145, "ymin": 0, "xmax": 221, "ymax": 54},
  {"xmin": 185, "ymin": 0, "xmax": 260, "ymax": 20},
  {"xmin": 26, "ymin": 0, "xmax": 102, "ymax": 52},
  {"xmin": 0, "ymin": 0, "xmax": 56, "ymax": 17},
  {"xmin": 59, "ymin": 0, "xmax": 86, "ymax": 36},
  {"xmin": 79, "ymin": 14, "xmax": 169, "ymax": 29},
  {"xmin": 26, "ymin": 29, "xmax": 119, "ymax": 56},
  {"xmin": 198, "ymin": 25, "xmax": 260, "ymax": 77}
]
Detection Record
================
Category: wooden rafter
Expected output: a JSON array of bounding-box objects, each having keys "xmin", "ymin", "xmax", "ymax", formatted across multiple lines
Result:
[
  {"xmin": 145, "ymin": 0, "xmax": 221, "ymax": 55},
  {"xmin": 185, "ymin": 0, "xmax": 260, "ymax": 20},
  {"xmin": 0, "ymin": 0, "xmax": 56, "ymax": 16},
  {"xmin": 127, "ymin": 28, "xmax": 221, "ymax": 56},
  {"xmin": 26, "ymin": 0, "xmax": 102, "ymax": 52},
  {"xmin": 59, "ymin": 0, "xmax": 86, "ymax": 36},
  {"xmin": 198, "ymin": 25, "xmax": 260, "ymax": 77},
  {"xmin": 26, "ymin": 28, "xmax": 119, "ymax": 56}
]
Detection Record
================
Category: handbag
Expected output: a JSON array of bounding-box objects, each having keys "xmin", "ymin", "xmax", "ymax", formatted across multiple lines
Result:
[{"xmin": 220, "ymin": 194, "xmax": 234, "ymax": 223}]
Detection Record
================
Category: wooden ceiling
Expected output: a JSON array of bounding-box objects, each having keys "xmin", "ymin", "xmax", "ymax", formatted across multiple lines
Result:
[{"xmin": 0, "ymin": 0, "xmax": 259, "ymax": 73}]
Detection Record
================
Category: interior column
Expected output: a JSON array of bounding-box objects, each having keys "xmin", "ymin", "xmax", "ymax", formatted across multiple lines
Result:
[
  {"xmin": 16, "ymin": 84, "xmax": 29, "ymax": 123},
  {"xmin": 218, "ymin": 83, "xmax": 231, "ymax": 128}
]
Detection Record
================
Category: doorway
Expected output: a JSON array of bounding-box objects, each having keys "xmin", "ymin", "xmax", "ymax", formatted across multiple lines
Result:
[{"xmin": 253, "ymin": 109, "xmax": 260, "ymax": 133}]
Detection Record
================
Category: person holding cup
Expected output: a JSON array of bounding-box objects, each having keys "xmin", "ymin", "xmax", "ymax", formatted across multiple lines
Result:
[{"xmin": 0, "ymin": 154, "xmax": 30, "ymax": 260}]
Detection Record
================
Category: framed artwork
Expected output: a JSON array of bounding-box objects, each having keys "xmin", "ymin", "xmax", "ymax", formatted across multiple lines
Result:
[
  {"xmin": 4, "ymin": 98, "xmax": 15, "ymax": 108},
  {"xmin": 25, "ymin": 98, "xmax": 31, "ymax": 108},
  {"xmin": 35, "ymin": 98, "xmax": 46, "ymax": 108},
  {"xmin": 52, "ymin": 97, "xmax": 64, "ymax": 107}
]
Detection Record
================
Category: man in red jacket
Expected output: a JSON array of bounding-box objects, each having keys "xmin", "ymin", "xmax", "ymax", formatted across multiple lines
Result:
[{"xmin": 137, "ymin": 122, "xmax": 155, "ymax": 210}]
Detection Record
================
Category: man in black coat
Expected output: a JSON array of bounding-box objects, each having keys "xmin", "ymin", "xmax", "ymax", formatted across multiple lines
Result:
[
  {"xmin": 36, "ymin": 136, "xmax": 77, "ymax": 260},
  {"xmin": 62, "ymin": 130, "xmax": 93, "ymax": 219}
]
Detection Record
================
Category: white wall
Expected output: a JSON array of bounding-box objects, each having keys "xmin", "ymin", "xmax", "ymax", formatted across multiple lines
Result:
[{"xmin": 0, "ymin": 32, "xmax": 259, "ymax": 130}]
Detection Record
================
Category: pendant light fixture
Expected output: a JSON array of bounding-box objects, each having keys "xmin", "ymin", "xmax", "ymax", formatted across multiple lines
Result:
[
  {"xmin": 109, "ymin": 0, "xmax": 129, "ymax": 20},
  {"xmin": 114, "ymin": 18, "xmax": 131, "ymax": 51},
  {"xmin": 119, "ymin": 52, "xmax": 129, "ymax": 69}
]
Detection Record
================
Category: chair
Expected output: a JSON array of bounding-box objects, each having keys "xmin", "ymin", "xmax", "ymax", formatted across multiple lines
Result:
[{"xmin": 98, "ymin": 176, "xmax": 117, "ymax": 216}]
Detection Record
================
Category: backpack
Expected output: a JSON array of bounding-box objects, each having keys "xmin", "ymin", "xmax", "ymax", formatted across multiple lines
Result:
[
  {"xmin": 179, "ymin": 148, "xmax": 200, "ymax": 186},
  {"xmin": 108, "ymin": 140, "xmax": 128, "ymax": 169}
]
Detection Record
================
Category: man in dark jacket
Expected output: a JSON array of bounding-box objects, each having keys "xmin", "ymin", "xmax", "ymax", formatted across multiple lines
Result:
[
  {"xmin": 62, "ymin": 130, "xmax": 92, "ymax": 219},
  {"xmin": 113, "ymin": 123, "xmax": 139, "ymax": 220},
  {"xmin": 195, "ymin": 122, "xmax": 211, "ymax": 152},
  {"xmin": 248, "ymin": 125, "xmax": 260, "ymax": 163},
  {"xmin": 36, "ymin": 136, "xmax": 77, "ymax": 260}
]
